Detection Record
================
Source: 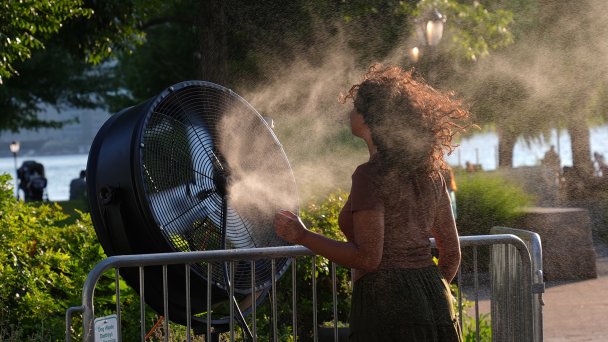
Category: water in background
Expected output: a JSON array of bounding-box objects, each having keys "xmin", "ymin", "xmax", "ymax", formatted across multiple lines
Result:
[
  {"xmin": 446, "ymin": 125, "xmax": 608, "ymax": 171},
  {"xmin": 0, "ymin": 154, "xmax": 88, "ymax": 201},
  {"xmin": 0, "ymin": 125, "xmax": 607, "ymax": 201}
]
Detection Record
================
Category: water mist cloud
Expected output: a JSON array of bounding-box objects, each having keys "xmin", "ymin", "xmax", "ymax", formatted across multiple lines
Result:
[{"xmin": 241, "ymin": 40, "xmax": 370, "ymax": 201}]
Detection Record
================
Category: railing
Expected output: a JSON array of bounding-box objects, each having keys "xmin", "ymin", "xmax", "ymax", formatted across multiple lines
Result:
[
  {"xmin": 66, "ymin": 232, "xmax": 543, "ymax": 342},
  {"xmin": 490, "ymin": 227, "xmax": 544, "ymax": 342}
]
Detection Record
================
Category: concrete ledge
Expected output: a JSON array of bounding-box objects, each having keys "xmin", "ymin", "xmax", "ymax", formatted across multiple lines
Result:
[{"xmin": 516, "ymin": 207, "xmax": 597, "ymax": 281}]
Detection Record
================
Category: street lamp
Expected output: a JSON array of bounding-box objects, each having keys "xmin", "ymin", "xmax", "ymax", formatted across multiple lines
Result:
[
  {"xmin": 416, "ymin": 9, "xmax": 447, "ymax": 47},
  {"xmin": 410, "ymin": 9, "xmax": 447, "ymax": 81},
  {"xmin": 9, "ymin": 141, "xmax": 20, "ymax": 200},
  {"xmin": 408, "ymin": 47, "xmax": 421, "ymax": 63}
]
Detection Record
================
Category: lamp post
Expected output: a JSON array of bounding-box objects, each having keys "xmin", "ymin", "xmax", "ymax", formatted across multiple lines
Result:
[
  {"xmin": 9, "ymin": 141, "xmax": 20, "ymax": 200},
  {"xmin": 409, "ymin": 9, "xmax": 447, "ymax": 82},
  {"xmin": 417, "ymin": 9, "xmax": 446, "ymax": 47}
]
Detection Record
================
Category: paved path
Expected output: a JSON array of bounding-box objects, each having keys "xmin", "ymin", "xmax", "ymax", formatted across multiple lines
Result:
[
  {"xmin": 468, "ymin": 254, "xmax": 608, "ymax": 341},
  {"xmin": 541, "ymin": 256, "xmax": 608, "ymax": 341}
]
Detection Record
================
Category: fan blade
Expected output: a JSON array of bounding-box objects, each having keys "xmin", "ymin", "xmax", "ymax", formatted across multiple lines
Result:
[{"xmin": 148, "ymin": 184, "xmax": 225, "ymax": 251}]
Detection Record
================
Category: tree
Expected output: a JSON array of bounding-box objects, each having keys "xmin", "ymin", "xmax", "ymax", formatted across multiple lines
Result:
[
  {"xmin": 0, "ymin": 0, "xmax": 92, "ymax": 83},
  {"xmin": 463, "ymin": 72, "xmax": 538, "ymax": 168},
  {"xmin": 534, "ymin": 0, "xmax": 603, "ymax": 176},
  {"xmin": 0, "ymin": 0, "xmax": 161, "ymax": 132},
  {"xmin": 452, "ymin": 0, "xmax": 608, "ymax": 172},
  {"xmin": 1, "ymin": 0, "xmax": 517, "ymax": 137},
  {"xmin": 0, "ymin": 44, "xmax": 100, "ymax": 132},
  {"xmin": 106, "ymin": 0, "xmax": 515, "ymax": 106}
]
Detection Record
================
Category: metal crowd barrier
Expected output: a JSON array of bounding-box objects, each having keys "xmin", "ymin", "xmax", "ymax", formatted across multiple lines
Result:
[
  {"xmin": 66, "ymin": 232, "xmax": 543, "ymax": 342},
  {"xmin": 490, "ymin": 227, "xmax": 544, "ymax": 342}
]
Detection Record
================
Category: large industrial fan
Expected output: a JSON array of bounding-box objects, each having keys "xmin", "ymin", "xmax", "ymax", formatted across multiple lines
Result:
[{"xmin": 87, "ymin": 81, "xmax": 299, "ymax": 333}]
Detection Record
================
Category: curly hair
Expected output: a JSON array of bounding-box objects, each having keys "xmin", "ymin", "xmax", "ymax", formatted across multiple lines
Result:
[{"xmin": 342, "ymin": 64, "xmax": 472, "ymax": 177}]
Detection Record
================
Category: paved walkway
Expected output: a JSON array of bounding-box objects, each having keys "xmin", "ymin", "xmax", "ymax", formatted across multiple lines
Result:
[
  {"xmin": 468, "ymin": 250, "xmax": 608, "ymax": 341},
  {"xmin": 540, "ymin": 256, "xmax": 608, "ymax": 341}
]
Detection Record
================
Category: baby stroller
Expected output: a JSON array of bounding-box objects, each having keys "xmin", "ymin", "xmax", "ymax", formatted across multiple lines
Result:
[{"xmin": 17, "ymin": 160, "xmax": 48, "ymax": 202}]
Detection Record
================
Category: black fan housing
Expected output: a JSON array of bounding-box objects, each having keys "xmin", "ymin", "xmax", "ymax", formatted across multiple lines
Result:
[{"xmin": 87, "ymin": 81, "xmax": 298, "ymax": 327}]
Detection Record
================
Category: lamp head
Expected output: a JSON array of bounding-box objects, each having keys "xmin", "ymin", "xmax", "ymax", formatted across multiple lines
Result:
[
  {"xmin": 425, "ymin": 9, "xmax": 446, "ymax": 46},
  {"xmin": 9, "ymin": 141, "xmax": 20, "ymax": 154},
  {"xmin": 409, "ymin": 47, "xmax": 421, "ymax": 63},
  {"xmin": 415, "ymin": 9, "xmax": 447, "ymax": 47}
]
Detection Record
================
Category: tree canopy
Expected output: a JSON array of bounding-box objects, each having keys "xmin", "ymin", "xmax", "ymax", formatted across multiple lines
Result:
[
  {"xmin": 0, "ymin": 0, "xmax": 92, "ymax": 83},
  {"xmin": 0, "ymin": 0, "xmax": 161, "ymax": 131},
  {"xmin": 1, "ymin": 0, "xmax": 516, "ymax": 140}
]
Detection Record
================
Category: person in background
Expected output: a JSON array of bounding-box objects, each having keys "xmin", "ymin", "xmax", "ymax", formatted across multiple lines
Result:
[
  {"xmin": 541, "ymin": 145, "xmax": 561, "ymax": 205},
  {"xmin": 69, "ymin": 170, "xmax": 87, "ymax": 201},
  {"xmin": 17, "ymin": 160, "xmax": 47, "ymax": 202},
  {"xmin": 542, "ymin": 145, "xmax": 561, "ymax": 183},
  {"xmin": 593, "ymin": 152, "xmax": 607, "ymax": 177},
  {"xmin": 465, "ymin": 161, "xmax": 475, "ymax": 173},
  {"xmin": 26, "ymin": 171, "xmax": 47, "ymax": 202},
  {"xmin": 274, "ymin": 65, "xmax": 470, "ymax": 341}
]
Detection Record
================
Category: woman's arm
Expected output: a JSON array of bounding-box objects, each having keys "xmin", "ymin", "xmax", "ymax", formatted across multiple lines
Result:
[
  {"xmin": 432, "ymin": 189, "xmax": 461, "ymax": 283},
  {"xmin": 274, "ymin": 209, "xmax": 384, "ymax": 272}
]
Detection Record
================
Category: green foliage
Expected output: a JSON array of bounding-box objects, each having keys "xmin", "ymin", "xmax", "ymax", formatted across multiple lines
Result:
[
  {"xmin": 0, "ymin": 0, "xmax": 92, "ymax": 83},
  {"xmin": 455, "ymin": 171, "xmax": 533, "ymax": 273},
  {"xmin": 416, "ymin": 0, "xmax": 514, "ymax": 62},
  {"xmin": 107, "ymin": 0, "xmax": 519, "ymax": 108},
  {"xmin": 258, "ymin": 190, "xmax": 495, "ymax": 340},
  {"xmin": 462, "ymin": 312, "xmax": 492, "ymax": 342},
  {"xmin": 588, "ymin": 186, "xmax": 608, "ymax": 244},
  {"xmin": 0, "ymin": 173, "xmax": 155, "ymax": 341},
  {"xmin": 0, "ymin": 174, "xmax": 104, "ymax": 340},
  {"xmin": 297, "ymin": 190, "xmax": 353, "ymax": 327},
  {"xmin": 58, "ymin": 0, "xmax": 164, "ymax": 65},
  {"xmin": 1, "ymin": 0, "xmax": 522, "ymax": 134},
  {"xmin": 251, "ymin": 191, "xmax": 352, "ymax": 340},
  {"xmin": 456, "ymin": 171, "xmax": 534, "ymax": 236},
  {"xmin": 0, "ymin": 174, "xmax": 506, "ymax": 340},
  {"xmin": 448, "ymin": 280, "xmax": 492, "ymax": 341},
  {"xmin": 0, "ymin": 0, "xmax": 161, "ymax": 132}
]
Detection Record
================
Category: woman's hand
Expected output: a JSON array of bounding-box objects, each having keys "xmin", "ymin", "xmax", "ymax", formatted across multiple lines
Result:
[{"xmin": 273, "ymin": 210, "xmax": 308, "ymax": 244}]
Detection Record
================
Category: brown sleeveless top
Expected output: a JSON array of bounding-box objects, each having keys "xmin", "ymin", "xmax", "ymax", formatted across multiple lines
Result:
[{"xmin": 338, "ymin": 155, "xmax": 458, "ymax": 281}]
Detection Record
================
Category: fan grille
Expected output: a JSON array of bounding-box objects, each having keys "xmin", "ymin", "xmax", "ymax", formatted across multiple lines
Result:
[{"xmin": 139, "ymin": 82, "xmax": 297, "ymax": 292}]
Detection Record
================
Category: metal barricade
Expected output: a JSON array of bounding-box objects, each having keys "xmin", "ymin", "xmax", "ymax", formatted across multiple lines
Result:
[
  {"xmin": 66, "ymin": 233, "xmax": 543, "ymax": 342},
  {"xmin": 490, "ymin": 227, "xmax": 544, "ymax": 342}
]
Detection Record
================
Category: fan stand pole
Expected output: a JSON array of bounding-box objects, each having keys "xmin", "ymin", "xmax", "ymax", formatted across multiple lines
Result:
[
  {"xmin": 220, "ymin": 262, "xmax": 258, "ymax": 338},
  {"xmin": 231, "ymin": 294, "xmax": 254, "ymax": 340},
  {"xmin": 220, "ymin": 202, "xmax": 253, "ymax": 340}
]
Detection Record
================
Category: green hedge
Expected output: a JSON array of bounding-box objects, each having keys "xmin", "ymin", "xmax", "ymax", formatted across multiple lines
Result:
[
  {"xmin": 0, "ymin": 174, "xmax": 165, "ymax": 341},
  {"xmin": 584, "ymin": 181, "xmax": 608, "ymax": 244},
  {"xmin": 455, "ymin": 171, "xmax": 534, "ymax": 273},
  {"xmin": 456, "ymin": 171, "xmax": 534, "ymax": 236},
  {"xmin": 0, "ymin": 174, "xmax": 103, "ymax": 340}
]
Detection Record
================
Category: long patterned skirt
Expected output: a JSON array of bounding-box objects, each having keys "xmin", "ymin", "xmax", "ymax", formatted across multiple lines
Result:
[{"xmin": 349, "ymin": 265, "xmax": 462, "ymax": 342}]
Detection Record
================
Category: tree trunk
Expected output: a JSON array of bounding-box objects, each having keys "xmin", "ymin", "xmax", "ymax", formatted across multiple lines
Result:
[
  {"xmin": 497, "ymin": 127, "xmax": 516, "ymax": 168},
  {"xmin": 196, "ymin": 0, "xmax": 228, "ymax": 84},
  {"xmin": 567, "ymin": 119, "xmax": 593, "ymax": 176}
]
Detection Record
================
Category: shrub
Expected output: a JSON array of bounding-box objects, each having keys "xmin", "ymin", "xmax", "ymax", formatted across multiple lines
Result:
[
  {"xmin": 448, "ymin": 280, "xmax": 492, "ymax": 341},
  {"xmin": 586, "ymin": 187, "xmax": 608, "ymax": 244},
  {"xmin": 455, "ymin": 171, "xmax": 534, "ymax": 273},
  {"xmin": 261, "ymin": 189, "xmax": 494, "ymax": 341},
  {"xmin": 455, "ymin": 171, "xmax": 534, "ymax": 236},
  {"xmin": 251, "ymin": 190, "xmax": 352, "ymax": 340},
  {"xmin": 0, "ymin": 173, "xmax": 157, "ymax": 341},
  {"xmin": 0, "ymin": 174, "xmax": 104, "ymax": 340}
]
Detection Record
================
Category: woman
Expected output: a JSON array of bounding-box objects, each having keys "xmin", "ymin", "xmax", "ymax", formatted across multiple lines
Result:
[{"xmin": 274, "ymin": 65, "xmax": 471, "ymax": 341}]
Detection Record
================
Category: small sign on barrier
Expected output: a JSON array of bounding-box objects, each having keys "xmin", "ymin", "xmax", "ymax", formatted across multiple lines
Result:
[{"xmin": 94, "ymin": 314, "xmax": 118, "ymax": 342}]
